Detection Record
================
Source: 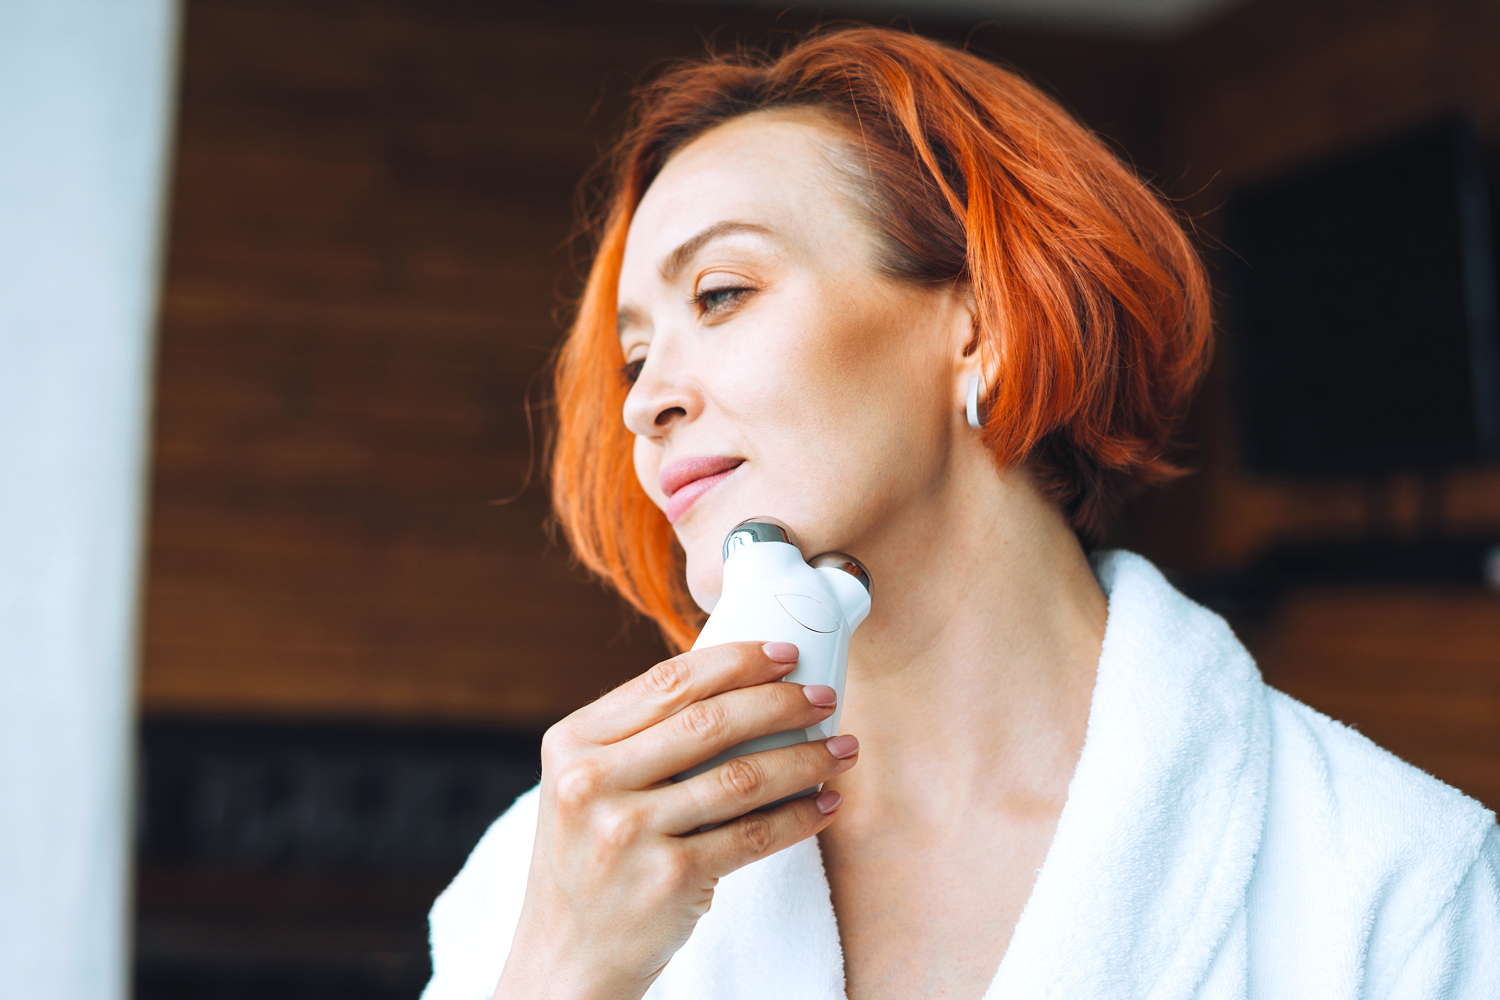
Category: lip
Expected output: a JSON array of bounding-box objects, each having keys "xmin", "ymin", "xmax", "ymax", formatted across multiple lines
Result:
[{"xmin": 660, "ymin": 455, "xmax": 744, "ymax": 524}]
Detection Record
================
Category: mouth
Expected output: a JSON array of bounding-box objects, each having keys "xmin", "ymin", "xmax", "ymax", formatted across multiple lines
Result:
[{"xmin": 660, "ymin": 455, "xmax": 745, "ymax": 524}]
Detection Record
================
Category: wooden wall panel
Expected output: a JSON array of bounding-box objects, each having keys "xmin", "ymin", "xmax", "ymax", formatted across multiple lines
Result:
[{"xmin": 141, "ymin": 0, "xmax": 704, "ymax": 725}]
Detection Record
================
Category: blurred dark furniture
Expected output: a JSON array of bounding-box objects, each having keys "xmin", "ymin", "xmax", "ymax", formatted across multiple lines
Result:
[
  {"xmin": 1228, "ymin": 114, "xmax": 1500, "ymax": 479},
  {"xmin": 1210, "ymin": 115, "xmax": 1500, "ymax": 590},
  {"xmin": 135, "ymin": 718, "xmax": 540, "ymax": 999}
]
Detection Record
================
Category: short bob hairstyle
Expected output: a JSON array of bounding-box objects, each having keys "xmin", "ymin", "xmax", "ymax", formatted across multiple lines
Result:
[{"xmin": 550, "ymin": 27, "xmax": 1212, "ymax": 651}]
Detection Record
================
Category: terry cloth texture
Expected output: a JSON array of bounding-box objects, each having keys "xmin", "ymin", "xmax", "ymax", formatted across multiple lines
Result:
[{"xmin": 422, "ymin": 551, "xmax": 1500, "ymax": 1000}]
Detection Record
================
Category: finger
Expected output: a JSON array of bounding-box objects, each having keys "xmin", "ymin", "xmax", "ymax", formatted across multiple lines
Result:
[
  {"xmin": 685, "ymin": 787, "xmax": 845, "ymax": 879},
  {"xmin": 607, "ymin": 680, "xmax": 837, "ymax": 789},
  {"xmin": 564, "ymin": 641, "xmax": 801, "ymax": 746},
  {"xmin": 649, "ymin": 735, "xmax": 859, "ymax": 834}
]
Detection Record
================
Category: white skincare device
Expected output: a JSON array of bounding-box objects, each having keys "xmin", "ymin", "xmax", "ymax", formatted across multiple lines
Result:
[{"xmin": 674, "ymin": 517, "xmax": 871, "ymax": 792}]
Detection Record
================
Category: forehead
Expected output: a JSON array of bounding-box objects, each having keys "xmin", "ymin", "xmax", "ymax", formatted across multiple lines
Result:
[{"xmin": 619, "ymin": 110, "xmax": 870, "ymax": 288}]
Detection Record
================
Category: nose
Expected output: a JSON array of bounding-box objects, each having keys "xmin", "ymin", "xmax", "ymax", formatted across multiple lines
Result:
[{"xmin": 621, "ymin": 345, "xmax": 701, "ymax": 439}]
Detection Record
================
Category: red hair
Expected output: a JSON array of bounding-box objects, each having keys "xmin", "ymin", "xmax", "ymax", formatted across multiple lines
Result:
[{"xmin": 550, "ymin": 27, "xmax": 1212, "ymax": 651}]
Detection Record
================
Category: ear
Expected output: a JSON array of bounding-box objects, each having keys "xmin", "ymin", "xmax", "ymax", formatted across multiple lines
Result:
[{"xmin": 947, "ymin": 284, "xmax": 986, "ymax": 421}]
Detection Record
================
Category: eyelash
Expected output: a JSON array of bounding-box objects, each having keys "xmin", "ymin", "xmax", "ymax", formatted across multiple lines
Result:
[
  {"xmin": 691, "ymin": 285, "xmax": 753, "ymax": 315},
  {"xmin": 619, "ymin": 358, "xmax": 645, "ymax": 387}
]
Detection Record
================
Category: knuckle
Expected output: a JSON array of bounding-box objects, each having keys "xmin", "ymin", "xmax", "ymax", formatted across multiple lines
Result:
[
  {"xmin": 738, "ymin": 811, "xmax": 776, "ymax": 855},
  {"xmin": 718, "ymin": 756, "xmax": 764, "ymax": 802},
  {"xmin": 552, "ymin": 759, "xmax": 604, "ymax": 811},
  {"xmin": 642, "ymin": 656, "xmax": 693, "ymax": 699},
  {"xmin": 540, "ymin": 721, "xmax": 572, "ymax": 763},
  {"xmin": 646, "ymin": 848, "xmax": 695, "ymax": 898},
  {"xmin": 681, "ymin": 699, "xmax": 728, "ymax": 743},
  {"xmin": 594, "ymin": 804, "xmax": 645, "ymax": 852}
]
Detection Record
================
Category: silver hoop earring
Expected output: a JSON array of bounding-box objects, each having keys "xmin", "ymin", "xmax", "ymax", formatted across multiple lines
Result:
[{"xmin": 966, "ymin": 374, "xmax": 984, "ymax": 429}]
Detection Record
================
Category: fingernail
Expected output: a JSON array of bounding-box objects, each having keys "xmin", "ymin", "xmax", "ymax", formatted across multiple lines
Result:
[
  {"xmin": 803, "ymin": 685, "xmax": 837, "ymax": 708},
  {"xmin": 762, "ymin": 642, "xmax": 799, "ymax": 663},
  {"xmin": 815, "ymin": 790, "xmax": 842, "ymax": 814},
  {"xmin": 826, "ymin": 734, "xmax": 859, "ymax": 759}
]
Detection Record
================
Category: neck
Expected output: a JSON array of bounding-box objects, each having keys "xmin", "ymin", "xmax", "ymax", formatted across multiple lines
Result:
[{"xmin": 829, "ymin": 454, "xmax": 1107, "ymax": 824}]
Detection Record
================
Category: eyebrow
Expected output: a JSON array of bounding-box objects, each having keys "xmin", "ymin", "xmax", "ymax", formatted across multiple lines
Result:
[
  {"xmin": 657, "ymin": 220, "xmax": 774, "ymax": 282},
  {"xmin": 617, "ymin": 303, "xmax": 647, "ymax": 337}
]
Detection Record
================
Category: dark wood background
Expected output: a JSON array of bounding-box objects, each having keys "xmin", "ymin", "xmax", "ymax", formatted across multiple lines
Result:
[{"xmin": 142, "ymin": 0, "xmax": 1500, "ymax": 805}]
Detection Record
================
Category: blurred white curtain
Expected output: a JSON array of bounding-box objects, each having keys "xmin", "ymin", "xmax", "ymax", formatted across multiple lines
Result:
[{"xmin": 0, "ymin": 1, "xmax": 178, "ymax": 996}]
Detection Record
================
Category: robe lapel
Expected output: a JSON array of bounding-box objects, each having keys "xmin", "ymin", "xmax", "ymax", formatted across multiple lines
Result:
[
  {"xmin": 649, "ymin": 833, "xmax": 846, "ymax": 1000},
  {"xmin": 983, "ymin": 552, "xmax": 1271, "ymax": 999}
]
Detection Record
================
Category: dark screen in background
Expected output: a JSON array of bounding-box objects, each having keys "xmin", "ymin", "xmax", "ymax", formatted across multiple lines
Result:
[{"xmin": 1227, "ymin": 115, "xmax": 1500, "ymax": 479}]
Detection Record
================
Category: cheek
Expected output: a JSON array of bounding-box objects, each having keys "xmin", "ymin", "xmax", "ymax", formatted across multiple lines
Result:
[
  {"xmin": 633, "ymin": 434, "xmax": 660, "ymax": 501},
  {"xmin": 731, "ymin": 295, "xmax": 952, "ymax": 544},
  {"xmin": 760, "ymin": 303, "xmax": 942, "ymax": 468}
]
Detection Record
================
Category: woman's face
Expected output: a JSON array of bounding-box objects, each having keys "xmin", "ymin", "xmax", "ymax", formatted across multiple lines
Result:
[{"xmin": 618, "ymin": 109, "xmax": 976, "ymax": 612}]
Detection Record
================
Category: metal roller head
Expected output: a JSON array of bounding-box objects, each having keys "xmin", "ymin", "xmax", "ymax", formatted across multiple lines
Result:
[
  {"xmin": 721, "ymin": 517, "xmax": 798, "ymax": 562},
  {"xmin": 810, "ymin": 552, "xmax": 872, "ymax": 593}
]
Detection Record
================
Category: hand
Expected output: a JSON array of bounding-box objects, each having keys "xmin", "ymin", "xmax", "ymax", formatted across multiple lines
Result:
[{"xmin": 494, "ymin": 640, "xmax": 860, "ymax": 1000}]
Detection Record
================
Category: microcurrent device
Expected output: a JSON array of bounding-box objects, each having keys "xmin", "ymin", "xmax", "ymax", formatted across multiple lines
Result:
[{"xmin": 673, "ymin": 518, "xmax": 872, "ymax": 800}]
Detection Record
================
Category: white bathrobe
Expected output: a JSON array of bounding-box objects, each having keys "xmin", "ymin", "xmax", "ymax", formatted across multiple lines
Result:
[{"xmin": 423, "ymin": 551, "xmax": 1500, "ymax": 999}]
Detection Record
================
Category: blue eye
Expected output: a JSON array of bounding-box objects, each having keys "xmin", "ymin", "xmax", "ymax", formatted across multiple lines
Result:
[{"xmin": 691, "ymin": 286, "xmax": 752, "ymax": 314}]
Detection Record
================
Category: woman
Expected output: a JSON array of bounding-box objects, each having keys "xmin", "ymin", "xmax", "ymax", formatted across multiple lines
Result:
[{"xmin": 425, "ymin": 28, "xmax": 1499, "ymax": 1000}]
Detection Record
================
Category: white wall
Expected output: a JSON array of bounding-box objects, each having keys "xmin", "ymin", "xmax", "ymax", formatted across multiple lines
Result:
[{"xmin": 0, "ymin": 1, "xmax": 178, "ymax": 996}]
